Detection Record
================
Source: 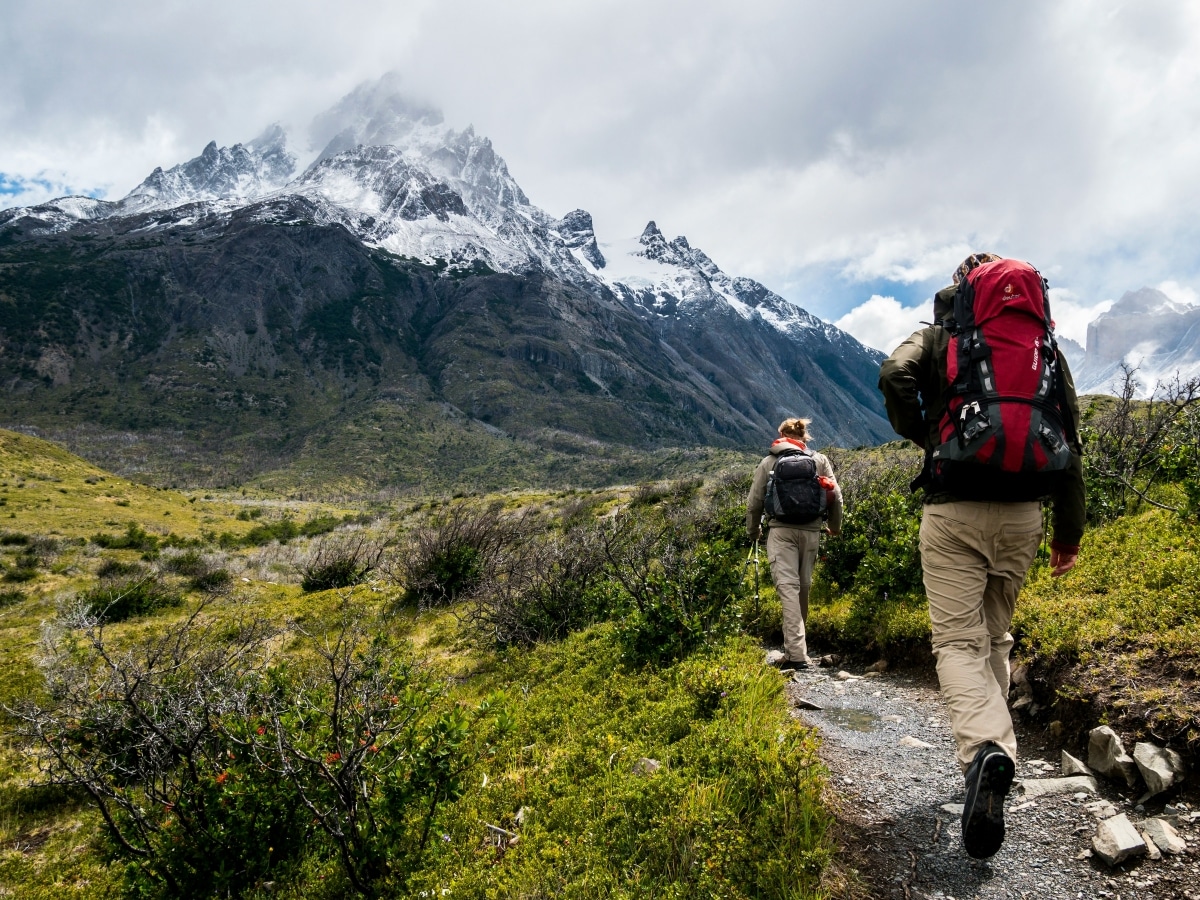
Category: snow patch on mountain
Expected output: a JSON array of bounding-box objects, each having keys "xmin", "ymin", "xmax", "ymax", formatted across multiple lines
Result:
[
  {"xmin": 122, "ymin": 124, "xmax": 296, "ymax": 213},
  {"xmin": 0, "ymin": 195, "xmax": 121, "ymax": 233}
]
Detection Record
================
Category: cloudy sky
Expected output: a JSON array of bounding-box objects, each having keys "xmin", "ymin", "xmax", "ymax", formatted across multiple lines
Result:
[{"xmin": 3, "ymin": 0, "xmax": 1199, "ymax": 350}]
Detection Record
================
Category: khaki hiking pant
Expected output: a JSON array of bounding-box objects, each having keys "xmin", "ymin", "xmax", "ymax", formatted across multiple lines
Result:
[
  {"xmin": 766, "ymin": 525, "xmax": 821, "ymax": 663},
  {"xmin": 919, "ymin": 500, "xmax": 1043, "ymax": 772}
]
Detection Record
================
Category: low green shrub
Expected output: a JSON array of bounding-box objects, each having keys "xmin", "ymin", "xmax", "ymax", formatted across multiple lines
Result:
[
  {"xmin": 218, "ymin": 514, "xmax": 347, "ymax": 549},
  {"xmin": 300, "ymin": 533, "xmax": 383, "ymax": 592},
  {"xmin": 13, "ymin": 605, "xmax": 508, "ymax": 900},
  {"xmin": 96, "ymin": 558, "xmax": 145, "ymax": 580},
  {"xmin": 397, "ymin": 504, "xmax": 520, "ymax": 609},
  {"xmin": 1016, "ymin": 510, "xmax": 1200, "ymax": 659},
  {"xmin": 807, "ymin": 446, "xmax": 927, "ymax": 653},
  {"xmin": 92, "ymin": 522, "xmax": 159, "ymax": 552},
  {"xmin": 189, "ymin": 568, "xmax": 232, "ymax": 593},
  {"xmin": 80, "ymin": 576, "xmax": 182, "ymax": 622},
  {"xmin": 610, "ymin": 527, "xmax": 746, "ymax": 666},
  {"xmin": 3, "ymin": 560, "xmax": 38, "ymax": 583},
  {"xmin": 465, "ymin": 521, "xmax": 613, "ymax": 647},
  {"xmin": 161, "ymin": 549, "xmax": 208, "ymax": 577},
  {"xmin": 0, "ymin": 588, "xmax": 24, "ymax": 607}
]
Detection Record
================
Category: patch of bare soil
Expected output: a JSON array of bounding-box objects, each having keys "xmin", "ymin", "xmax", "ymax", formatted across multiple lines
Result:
[{"xmin": 789, "ymin": 665, "xmax": 1200, "ymax": 900}]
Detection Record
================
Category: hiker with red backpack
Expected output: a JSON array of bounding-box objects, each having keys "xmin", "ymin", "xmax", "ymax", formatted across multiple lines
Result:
[
  {"xmin": 879, "ymin": 253, "xmax": 1085, "ymax": 860},
  {"xmin": 746, "ymin": 417, "xmax": 843, "ymax": 669}
]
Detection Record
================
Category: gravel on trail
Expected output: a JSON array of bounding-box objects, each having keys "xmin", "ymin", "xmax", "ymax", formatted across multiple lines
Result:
[{"xmin": 785, "ymin": 664, "xmax": 1200, "ymax": 900}]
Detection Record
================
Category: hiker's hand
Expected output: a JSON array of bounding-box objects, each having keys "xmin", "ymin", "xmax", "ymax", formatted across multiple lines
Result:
[{"xmin": 1050, "ymin": 547, "xmax": 1078, "ymax": 577}]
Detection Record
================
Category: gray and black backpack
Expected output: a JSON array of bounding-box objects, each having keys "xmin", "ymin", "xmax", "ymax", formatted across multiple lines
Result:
[{"xmin": 764, "ymin": 449, "xmax": 827, "ymax": 524}]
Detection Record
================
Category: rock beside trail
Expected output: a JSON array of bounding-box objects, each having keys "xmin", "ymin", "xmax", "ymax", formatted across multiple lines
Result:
[
  {"xmin": 1133, "ymin": 742, "xmax": 1186, "ymax": 798},
  {"xmin": 1142, "ymin": 817, "xmax": 1188, "ymax": 855},
  {"xmin": 1089, "ymin": 726, "xmax": 1139, "ymax": 788},
  {"xmin": 787, "ymin": 666, "xmax": 1200, "ymax": 898},
  {"xmin": 632, "ymin": 758, "xmax": 661, "ymax": 776},
  {"xmin": 1019, "ymin": 775, "xmax": 1098, "ymax": 798},
  {"xmin": 1092, "ymin": 813, "xmax": 1147, "ymax": 866},
  {"xmin": 1061, "ymin": 750, "xmax": 1092, "ymax": 777}
]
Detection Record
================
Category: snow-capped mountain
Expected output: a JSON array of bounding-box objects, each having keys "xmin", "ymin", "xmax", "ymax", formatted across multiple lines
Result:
[
  {"xmin": 0, "ymin": 76, "xmax": 893, "ymax": 489},
  {"xmin": 1075, "ymin": 287, "xmax": 1200, "ymax": 395},
  {"xmin": 122, "ymin": 124, "xmax": 296, "ymax": 213},
  {"xmin": 1, "ymin": 74, "xmax": 877, "ymax": 350}
]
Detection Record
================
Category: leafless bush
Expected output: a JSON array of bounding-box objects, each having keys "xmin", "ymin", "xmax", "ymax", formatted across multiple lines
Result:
[
  {"xmin": 1084, "ymin": 364, "xmax": 1200, "ymax": 518},
  {"xmin": 463, "ymin": 521, "xmax": 609, "ymax": 647},
  {"xmin": 299, "ymin": 531, "xmax": 386, "ymax": 592},
  {"xmin": 387, "ymin": 503, "xmax": 531, "ymax": 609}
]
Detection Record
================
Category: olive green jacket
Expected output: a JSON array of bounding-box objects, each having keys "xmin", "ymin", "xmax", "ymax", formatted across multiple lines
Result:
[{"xmin": 877, "ymin": 286, "xmax": 1086, "ymax": 551}]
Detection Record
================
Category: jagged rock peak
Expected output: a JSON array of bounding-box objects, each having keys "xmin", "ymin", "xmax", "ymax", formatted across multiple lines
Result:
[
  {"xmin": 636, "ymin": 221, "xmax": 695, "ymax": 269},
  {"xmin": 555, "ymin": 209, "xmax": 605, "ymax": 269},
  {"xmin": 121, "ymin": 123, "xmax": 296, "ymax": 211}
]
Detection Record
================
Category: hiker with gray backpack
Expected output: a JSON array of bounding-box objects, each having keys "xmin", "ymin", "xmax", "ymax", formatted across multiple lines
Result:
[
  {"xmin": 879, "ymin": 253, "xmax": 1086, "ymax": 860},
  {"xmin": 746, "ymin": 417, "xmax": 843, "ymax": 669}
]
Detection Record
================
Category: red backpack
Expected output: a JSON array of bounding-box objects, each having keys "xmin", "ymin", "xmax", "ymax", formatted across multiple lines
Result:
[{"xmin": 928, "ymin": 258, "xmax": 1077, "ymax": 499}]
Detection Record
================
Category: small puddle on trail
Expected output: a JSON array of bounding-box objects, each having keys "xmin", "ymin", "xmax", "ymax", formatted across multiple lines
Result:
[{"xmin": 821, "ymin": 707, "xmax": 881, "ymax": 732}]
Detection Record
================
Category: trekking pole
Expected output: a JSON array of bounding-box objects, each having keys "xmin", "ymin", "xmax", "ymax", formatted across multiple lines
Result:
[
  {"xmin": 744, "ymin": 529, "xmax": 762, "ymax": 619},
  {"xmin": 753, "ymin": 536, "xmax": 761, "ymax": 618}
]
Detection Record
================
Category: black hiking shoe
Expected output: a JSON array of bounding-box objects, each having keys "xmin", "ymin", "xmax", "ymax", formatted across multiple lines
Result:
[{"xmin": 961, "ymin": 742, "xmax": 1014, "ymax": 859}]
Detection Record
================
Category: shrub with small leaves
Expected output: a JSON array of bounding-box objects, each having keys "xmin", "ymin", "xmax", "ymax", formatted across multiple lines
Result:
[
  {"xmin": 92, "ymin": 522, "xmax": 159, "ymax": 552},
  {"xmin": 80, "ymin": 575, "xmax": 182, "ymax": 622},
  {"xmin": 96, "ymin": 558, "xmax": 145, "ymax": 580}
]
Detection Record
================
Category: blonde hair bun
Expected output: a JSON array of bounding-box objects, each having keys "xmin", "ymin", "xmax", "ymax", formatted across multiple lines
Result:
[{"xmin": 778, "ymin": 417, "xmax": 811, "ymax": 440}]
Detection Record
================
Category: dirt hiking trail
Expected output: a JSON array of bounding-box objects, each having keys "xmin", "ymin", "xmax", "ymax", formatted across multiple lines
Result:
[{"xmin": 786, "ymin": 665, "xmax": 1200, "ymax": 900}]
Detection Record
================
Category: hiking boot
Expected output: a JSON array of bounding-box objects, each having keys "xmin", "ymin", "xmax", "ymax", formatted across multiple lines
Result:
[{"xmin": 961, "ymin": 742, "xmax": 1014, "ymax": 859}]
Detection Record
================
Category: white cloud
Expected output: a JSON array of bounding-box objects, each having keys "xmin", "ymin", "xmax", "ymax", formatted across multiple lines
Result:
[
  {"xmin": 1156, "ymin": 280, "xmax": 1200, "ymax": 308},
  {"xmin": 835, "ymin": 295, "xmax": 932, "ymax": 354},
  {"xmin": 1047, "ymin": 288, "xmax": 1113, "ymax": 348}
]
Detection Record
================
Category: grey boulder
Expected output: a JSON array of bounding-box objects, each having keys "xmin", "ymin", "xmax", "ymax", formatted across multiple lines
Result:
[
  {"xmin": 1132, "ymin": 742, "xmax": 1186, "ymax": 797},
  {"xmin": 1088, "ymin": 726, "xmax": 1139, "ymax": 788},
  {"xmin": 1091, "ymin": 813, "xmax": 1147, "ymax": 866},
  {"xmin": 1142, "ymin": 816, "xmax": 1188, "ymax": 855}
]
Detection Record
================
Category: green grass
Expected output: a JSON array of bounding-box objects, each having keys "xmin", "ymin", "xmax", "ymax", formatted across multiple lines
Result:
[
  {"xmin": 1014, "ymin": 509, "xmax": 1200, "ymax": 746},
  {"xmin": 0, "ymin": 434, "xmax": 837, "ymax": 899},
  {"xmin": 405, "ymin": 628, "xmax": 833, "ymax": 899}
]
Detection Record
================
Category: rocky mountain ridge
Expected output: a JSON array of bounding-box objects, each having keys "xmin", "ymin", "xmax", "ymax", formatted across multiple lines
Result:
[{"xmin": 0, "ymin": 76, "xmax": 892, "ymax": 492}]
